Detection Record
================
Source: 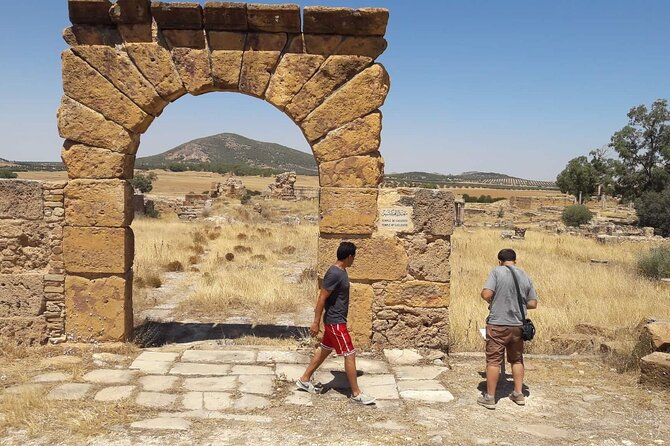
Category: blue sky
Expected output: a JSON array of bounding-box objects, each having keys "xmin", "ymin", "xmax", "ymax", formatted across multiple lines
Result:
[{"xmin": 1, "ymin": 1, "xmax": 668, "ymax": 180}]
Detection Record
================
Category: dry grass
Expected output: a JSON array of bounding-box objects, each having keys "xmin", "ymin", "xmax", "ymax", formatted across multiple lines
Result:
[{"xmin": 449, "ymin": 228, "xmax": 670, "ymax": 353}]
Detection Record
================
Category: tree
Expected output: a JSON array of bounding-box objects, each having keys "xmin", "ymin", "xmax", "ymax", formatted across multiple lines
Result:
[
  {"xmin": 561, "ymin": 204, "xmax": 594, "ymax": 227},
  {"xmin": 130, "ymin": 172, "xmax": 157, "ymax": 193},
  {"xmin": 0, "ymin": 169, "xmax": 17, "ymax": 178},
  {"xmin": 556, "ymin": 156, "xmax": 598, "ymax": 200},
  {"xmin": 588, "ymin": 146, "xmax": 617, "ymax": 196},
  {"xmin": 609, "ymin": 99, "xmax": 670, "ymax": 200},
  {"xmin": 635, "ymin": 185, "xmax": 670, "ymax": 237}
]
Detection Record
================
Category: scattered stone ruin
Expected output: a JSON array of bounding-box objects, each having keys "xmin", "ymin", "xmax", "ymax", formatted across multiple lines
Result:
[
  {"xmin": 210, "ymin": 177, "xmax": 246, "ymax": 199},
  {"xmin": 509, "ymin": 195, "xmax": 575, "ymax": 210},
  {"xmin": 268, "ymin": 171, "xmax": 297, "ymax": 200},
  {"xmin": 179, "ymin": 194, "xmax": 212, "ymax": 220},
  {"xmin": 0, "ymin": 2, "xmax": 455, "ymax": 351}
]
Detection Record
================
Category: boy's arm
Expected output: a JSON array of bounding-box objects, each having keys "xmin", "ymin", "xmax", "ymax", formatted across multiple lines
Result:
[{"xmin": 310, "ymin": 287, "xmax": 332, "ymax": 337}]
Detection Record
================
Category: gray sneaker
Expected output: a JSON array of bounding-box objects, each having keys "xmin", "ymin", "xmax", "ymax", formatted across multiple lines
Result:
[
  {"xmin": 351, "ymin": 392, "xmax": 376, "ymax": 405},
  {"xmin": 477, "ymin": 393, "xmax": 496, "ymax": 410},
  {"xmin": 295, "ymin": 379, "xmax": 321, "ymax": 394},
  {"xmin": 509, "ymin": 391, "xmax": 526, "ymax": 406}
]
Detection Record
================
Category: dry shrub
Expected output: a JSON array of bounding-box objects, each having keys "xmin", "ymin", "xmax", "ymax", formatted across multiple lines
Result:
[
  {"xmin": 208, "ymin": 231, "xmax": 221, "ymax": 240},
  {"xmin": 251, "ymin": 254, "xmax": 267, "ymax": 262},
  {"xmin": 282, "ymin": 245, "xmax": 296, "ymax": 255},
  {"xmin": 191, "ymin": 244, "xmax": 205, "ymax": 255},
  {"xmin": 234, "ymin": 245, "xmax": 252, "ymax": 254},
  {"xmin": 165, "ymin": 260, "xmax": 184, "ymax": 272},
  {"xmin": 145, "ymin": 273, "xmax": 162, "ymax": 288},
  {"xmin": 299, "ymin": 266, "xmax": 318, "ymax": 283},
  {"xmin": 257, "ymin": 228, "xmax": 272, "ymax": 237},
  {"xmin": 192, "ymin": 230, "xmax": 207, "ymax": 245},
  {"xmin": 190, "ymin": 266, "xmax": 200, "ymax": 272},
  {"xmin": 134, "ymin": 276, "xmax": 146, "ymax": 288},
  {"xmin": 225, "ymin": 253, "xmax": 235, "ymax": 261},
  {"xmin": 188, "ymin": 255, "xmax": 199, "ymax": 265},
  {"xmin": 202, "ymin": 272, "xmax": 215, "ymax": 286},
  {"xmin": 237, "ymin": 233, "xmax": 248, "ymax": 240}
]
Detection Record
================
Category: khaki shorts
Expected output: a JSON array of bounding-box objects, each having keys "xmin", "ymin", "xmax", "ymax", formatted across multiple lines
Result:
[{"xmin": 485, "ymin": 324, "xmax": 524, "ymax": 367}]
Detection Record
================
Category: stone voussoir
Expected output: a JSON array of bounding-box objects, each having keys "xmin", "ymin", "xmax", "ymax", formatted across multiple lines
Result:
[
  {"xmin": 265, "ymin": 53, "xmax": 325, "ymax": 110},
  {"xmin": 239, "ymin": 33, "xmax": 288, "ymax": 98},
  {"xmin": 312, "ymin": 111, "xmax": 381, "ymax": 163},
  {"xmin": 125, "ymin": 43, "xmax": 187, "ymax": 102},
  {"xmin": 172, "ymin": 48, "xmax": 216, "ymax": 95}
]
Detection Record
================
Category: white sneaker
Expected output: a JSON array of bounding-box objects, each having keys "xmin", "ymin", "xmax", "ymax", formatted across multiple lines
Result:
[
  {"xmin": 351, "ymin": 392, "xmax": 376, "ymax": 405},
  {"xmin": 295, "ymin": 379, "xmax": 322, "ymax": 394}
]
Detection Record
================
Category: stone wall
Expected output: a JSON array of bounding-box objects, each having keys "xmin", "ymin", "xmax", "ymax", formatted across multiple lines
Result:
[
  {"xmin": 509, "ymin": 195, "xmax": 575, "ymax": 210},
  {"xmin": 0, "ymin": 180, "xmax": 66, "ymax": 345}
]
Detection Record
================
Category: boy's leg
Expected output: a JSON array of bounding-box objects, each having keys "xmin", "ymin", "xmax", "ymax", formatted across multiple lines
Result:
[
  {"xmin": 344, "ymin": 353, "xmax": 361, "ymax": 397},
  {"xmin": 300, "ymin": 347, "xmax": 332, "ymax": 382}
]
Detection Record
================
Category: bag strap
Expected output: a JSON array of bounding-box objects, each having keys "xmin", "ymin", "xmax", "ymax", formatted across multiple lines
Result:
[{"xmin": 505, "ymin": 265, "xmax": 527, "ymax": 320}]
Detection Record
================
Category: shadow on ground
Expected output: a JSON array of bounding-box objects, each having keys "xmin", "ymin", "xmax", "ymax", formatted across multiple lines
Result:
[{"xmin": 133, "ymin": 319, "xmax": 309, "ymax": 347}]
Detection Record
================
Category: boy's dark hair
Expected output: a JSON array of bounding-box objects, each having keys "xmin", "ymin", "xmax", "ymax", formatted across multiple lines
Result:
[
  {"xmin": 498, "ymin": 248, "xmax": 516, "ymax": 262},
  {"xmin": 337, "ymin": 242, "xmax": 357, "ymax": 260}
]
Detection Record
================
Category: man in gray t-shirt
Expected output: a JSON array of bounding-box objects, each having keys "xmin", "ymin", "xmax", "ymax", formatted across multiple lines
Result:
[{"xmin": 478, "ymin": 248, "xmax": 539, "ymax": 410}]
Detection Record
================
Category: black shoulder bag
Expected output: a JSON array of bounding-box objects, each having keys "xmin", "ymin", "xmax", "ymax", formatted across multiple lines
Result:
[{"xmin": 505, "ymin": 265, "xmax": 536, "ymax": 341}]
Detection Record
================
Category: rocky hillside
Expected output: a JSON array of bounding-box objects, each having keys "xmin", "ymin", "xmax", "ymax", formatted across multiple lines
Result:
[{"xmin": 137, "ymin": 133, "xmax": 318, "ymax": 175}]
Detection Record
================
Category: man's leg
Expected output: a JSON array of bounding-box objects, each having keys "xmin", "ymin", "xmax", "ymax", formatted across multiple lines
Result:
[
  {"xmin": 344, "ymin": 353, "xmax": 361, "ymax": 397},
  {"xmin": 486, "ymin": 364, "xmax": 500, "ymax": 397},
  {"xmin": 300, "ymin": 347, "xmax": 331, "ymax": 382},
  {"xmin": 511, "ymin": 362, "xmax": 524, "ymax": 394}
]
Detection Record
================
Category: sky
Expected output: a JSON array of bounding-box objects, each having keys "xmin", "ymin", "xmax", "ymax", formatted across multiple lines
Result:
[{"xmin": 0, "ymin": 1, "xmax": 669, "ymax": 181}]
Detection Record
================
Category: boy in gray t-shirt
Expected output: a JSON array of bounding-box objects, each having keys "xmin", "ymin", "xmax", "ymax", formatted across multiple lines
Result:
[
  {"xmin": 295, "ymin": 242, "xmax": 376, "ymax": 405},
  {"xmin": 478, "ymin": 248, "xmax": 539, "ymax": 410}
]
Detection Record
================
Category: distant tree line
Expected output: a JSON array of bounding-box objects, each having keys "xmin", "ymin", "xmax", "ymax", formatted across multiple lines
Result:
[
  {"xmin": 556, "ymin": 99, "xmax": 670, "ymax": 236},
  {"xmin": 462, "ymin": 194, "xmax": 505, "ymax": 204}
]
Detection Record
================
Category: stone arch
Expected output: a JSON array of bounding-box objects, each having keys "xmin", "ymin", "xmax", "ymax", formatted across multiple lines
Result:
[{"xmin": 58, "ymin": 1, "xmax": 392, "ymax": 343}]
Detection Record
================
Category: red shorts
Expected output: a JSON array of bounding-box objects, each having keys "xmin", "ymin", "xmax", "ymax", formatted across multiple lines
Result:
[{"xmin": 320, "ymin": 323, "xmax": 356, "ymax": 356}]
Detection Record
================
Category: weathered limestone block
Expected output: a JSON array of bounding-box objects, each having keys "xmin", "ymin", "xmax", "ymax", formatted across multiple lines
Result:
[
  {"xmin": 163, "ymin": 29, "xmax": 207, "ymax": 49},
  {"xmin": 265, "ymin": 54, "xmax": 324, "ymax": 110},
  {"xmin": 57, "ymin": 97, "xmax": 139, "ymax": 154},
  {"xmin": 125, "ymin": 43, "xmax": 187, "ymax": 101},
  {"xmin": 204, "ymin": 2, "xmax": 248, "ymax": 31},
  {"xmin": 0, "ymin": 317, "xmax": 48, "ymax": 346},
  {"xmin": 239, "ymin": 33, "xmax": 287, "ymax": 97},
  {"xmin": 406, "ymin": 235, "xmax": 451, "ymax": 283},
  {"xmin": 0, "ymin": 274, "xmax": 44, "ymax": 318},
  {"xmin": 640, "ymin": 352, "xmax": 670, "ymax": 388},
  {"xmin": 641, "ymin": 321, "xmax": 670, "ymax": 352},
  {"xmin": 65, "ymin": 180, "xmax": 133, "ymax": 227},
  {"xmin": 62, "ymin": 143, "xmax": 135, "ymax": 179},
  {"xmin": 381, "ymin": 281, "xmax": 450, "ymax": 308},
  {"xmin": 0, "ymin": 221, "xmax": 51, "ymax": 274},
  {"xmin": 208, "ymin": 31, "xmax": 245, "ymax": 89},
  {"xmin": 247, "ymin": 4, "xmax": 300, "ymax": 33},
  {"xmin": 312, "ymin": 112, "xmax": 381, "ymax": 163},
  {"xmin": 319, "ymin": 188, "xmax": 377, "ymax": 234},
  {"xmin": 318, "ymin": 236, "xmax": 408, "ymax": 281},
  {"xmin": 71, "ymin": 46, "xmax": 168, "ymax": 116},
  {"xmin": 335, "ymin": 36, "xmax": 387, "ymax": 59},
  {"xmin": 62, "ymin": 51, "xmax": 153, "ymax": 134},
  {"xmin": 0, "ymin": 180, "xmax": 43, "ymax": 220},
  {"xmin": 151, "ymin": 2, "xmax": 203, "ymax": 29},
  {"xmin": 118, "ymin": 23, "xmax": 153, "ymax": 43},
  {"xmin": 372, "ymin": 305, "xmax": 449, "ymax": 350},
  {"xmin": 349, "ymin": 283, "xmax": 373, "ymax": 347},
  {"xmin": 301, "ymin": 64, "xmax": 390, "ymax": 142},
  {"xmin": 172, "ymin": 48, "xmax": 216, "ymax": 95},
  {"xmin": 63, "ymin": 227, "xmax": 134, "ymax": 274},
  {"xmin": 110, "ymin": 0, "xmax": 152, "ymax": 24},
  {"xmin": 285, "ymin": 55, "xmax": 371, "ymax": 122},
  {"xmin": 65, "ymin": 274, "xmax": 132, "ymax": 341},
  {"xmin": 68, "ymin": 0, "xmax": 114, "ymax": 25},
  {"xmin": 319, "ymin": 154, "xmax": 384, "ymax": 188},
  {"xmin": 303, "ymin": 34, "xmax": 344, "ymax": 56},
  {"xmin": 63, "ymin": 25, "xmax": 122, "ymax": 46},
  {"xmin": 413, "ymin": 189, "xmax": 455, "ymax": 237},
  {"xmin": 303, "ymin": 7, "xmax": 389, "ymax": 36}
]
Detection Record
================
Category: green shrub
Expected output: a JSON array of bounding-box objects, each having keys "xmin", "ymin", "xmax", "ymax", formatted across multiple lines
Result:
[
  {"xmin": 635, "ymin": 186, "xmax": 670, "ymax": 237},
  {"xmin": 0, "ymin": 169, "xmax": 17, "ymax": 179},
  {"xmin": 145, "ymin": 208, "xmax": 160, "ymax": 219},
  {"xmin": 561, "ymin": 204, "xmax": 594, "ymax": 227},
  {"xmin": 637, "ymin": 245, "xmax": 670, "ymax": 279}
]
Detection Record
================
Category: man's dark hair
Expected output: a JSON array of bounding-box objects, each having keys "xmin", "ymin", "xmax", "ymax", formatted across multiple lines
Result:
[
  {"xmin": 497, "ymin": 248, "xmax": 516, "ymax": 262},
  {"xmin": 337, "ymin": 242, "xmax": 357, "ymax": 260}
]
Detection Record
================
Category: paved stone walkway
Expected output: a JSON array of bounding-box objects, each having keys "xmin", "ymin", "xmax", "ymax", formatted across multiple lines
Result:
[{"xmin": 18, "ymin": 347, "xmax": 452, "ymax": 432}]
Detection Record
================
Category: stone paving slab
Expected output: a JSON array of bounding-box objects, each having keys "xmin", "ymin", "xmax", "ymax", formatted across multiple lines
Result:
[
  {"xmin": 203, "ymin": 392, "xmax": 233, "ymax": 410},
  {"xmin": 256, "ymin": 351, "xmax": 310, "ymax": 364},
  {"xmin": 47, "ymin": 383, "xmax": 92, "ymax": 400},
  {"xmin": 129, "ymin": 360, "xmax": 173, "ymax": 374},
  {"xmin": 284, "ymin": 389, "xmax": 314, "ymax": 406},
  {"xmin": 397, "ymin": 380, "xmax": 446, "ymax": 392},
  {"xmin": 275, "ymin": 364, "xmax": 305, "ymax": 381},
  {"xmin": 384, "ymin": 349, "xmax": 423, "ymax": 365},
  {"xmin": 234, "ymin": 394, "xmax": 271, "ymax": 410},
  {"xmin": 238, "ymin": 374, "xmax": 274, "ymax": 395},
  {"xmin": 321, "ymin": 357, "xmax": 390, "ymax": 374},
  {"xmin": 133, "ymin": 351, "xmax": 180, "ymax": 363},
  {"xmin": 182, "ymin": 392, "xmax": 203, "ymax": 410},
  {"xmin": 136, "ymin": 391, "xmax": 178, "ymax": 408},
  {"xmin": 138, "ymin": 375, "xmax": 179, "ymax": 392},
  {"xmin": 33, "ymin": 372, "xmax": 71, "ymax": 383},
  {"xmin": 181, "ymin": 350, "xmax": 256, "ymax": 364},
  {"xmin": 230, "ymin": 365, "xmax": 274, "ymax": 375},
  {"xmin": 94, "ymin": 385, "xmax": 136, "ymax": 402},
  {"xmin": 159, "ymin": 411, "xmax": 273, "ymax": 423},
  {"xmin": 130, "ymin": 417, "xmax": 191, "ymax": 431},
  {"xmin": 169, "ymin": 363, "xmax": 231, "ymax": 376},
  {"xmin": 394, "ymin": 365, "xmax": 447, "ymax": 380},
  {"xmin": 83, "ymin": 369, "xmax": 138, "ymax": 384},
  {"xmin": 399, "ymin": 390, "xmax": 454, "ymax": 403},
  {"xmin": 358, "ymin": 374, "xmax": 400, "ymax": 400},
  {"xmin": 183, "ymin": 376, "xmax": 237, "ymax": 392}
]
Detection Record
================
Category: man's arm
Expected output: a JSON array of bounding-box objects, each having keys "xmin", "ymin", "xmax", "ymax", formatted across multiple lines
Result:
[
  {"xmin": 481, "ymin": 289, "xmax": 494, "ymax": 303},
  {"xmin": 527, "ymin": 299, "xmax": 538, "ymax": 310},
  {"xmin": 310, "ymin": 288, "xmax": 332, "ymax": 337}
]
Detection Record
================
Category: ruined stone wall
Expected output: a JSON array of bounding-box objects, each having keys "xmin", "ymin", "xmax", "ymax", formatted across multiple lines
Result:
[
  {"xmin": 509, "ymin": 195, "xmax": 574, "ymax": 210},
  {"xmin": 0, "ymin": 180, "xmax": 66, "ymax": 345},
  {"xmin": 319, "ymin": 188, "xmax": 454, "ymax": 351}
]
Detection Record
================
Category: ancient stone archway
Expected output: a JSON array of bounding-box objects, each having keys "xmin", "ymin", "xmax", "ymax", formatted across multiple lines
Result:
[{"xmin": 53, "ymin": 0, "xmax": 453, "ymax": 349}]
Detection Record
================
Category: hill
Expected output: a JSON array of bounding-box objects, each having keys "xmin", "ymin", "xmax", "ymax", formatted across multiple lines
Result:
[
  {"xmin": 136, "ymin": 133, "xmax": 318, "ymax": 176},
  {"xmin": 384, "ymin": 171, "xmax": 557, "ymax": 190},
  {"xmin": 0, "ymin": 158, "xmax": 18, "ymax": 168}
]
